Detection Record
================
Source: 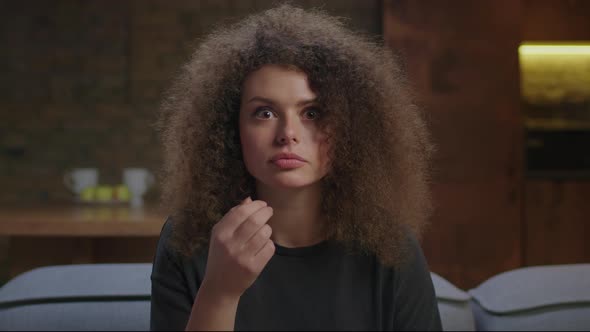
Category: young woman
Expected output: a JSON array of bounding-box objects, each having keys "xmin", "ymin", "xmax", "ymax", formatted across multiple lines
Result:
[{"xmin": 151, "ymin": 4, "xmax": 441, "ymax": 331}]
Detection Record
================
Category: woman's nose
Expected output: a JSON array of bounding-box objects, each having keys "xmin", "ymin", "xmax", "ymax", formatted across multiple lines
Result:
[{"xmin": 275, "ymin": 115, "xmax": 300, "ymax": 145}]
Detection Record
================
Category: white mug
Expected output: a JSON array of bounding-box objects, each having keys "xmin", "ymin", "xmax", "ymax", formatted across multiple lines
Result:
[
  {"xmin": 123, "ymin": 168, "xmax": 155, "ymax": 207},
  {"xmin": 64, "ymin": 168, "xmax": 99, "ymax": 195}
]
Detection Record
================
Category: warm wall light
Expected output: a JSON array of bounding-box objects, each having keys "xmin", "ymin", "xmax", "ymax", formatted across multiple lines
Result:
[
  {"xmin": 519, "ymin": 44, "xmax": 590, "ymax": 56},
  {"xmin": 519, "ymin": 42, "xmax": 590, "ymax": 106}
]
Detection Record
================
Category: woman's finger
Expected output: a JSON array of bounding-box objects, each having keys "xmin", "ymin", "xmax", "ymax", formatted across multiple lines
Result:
[
  {"xmin": 233, "ymin": 206, "xmax": 273, "ymax": 245},
  {"xmin": 242, "ymin": 224, "xmax": 272, "ymax": 255},
  {"xmin": 220, "ymin": 199, "xmax": 267, "ymax": 233}
]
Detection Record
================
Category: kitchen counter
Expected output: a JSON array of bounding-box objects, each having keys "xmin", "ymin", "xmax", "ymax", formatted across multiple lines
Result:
[{"xmin": 0, "ymin": 204, "xmax": 167, "ymax": 237}]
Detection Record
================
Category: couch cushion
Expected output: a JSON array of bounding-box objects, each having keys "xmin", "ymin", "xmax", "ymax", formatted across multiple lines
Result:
[{"xmin": 0, "ymin": 301, "xmax": 151, "ymax": 331}]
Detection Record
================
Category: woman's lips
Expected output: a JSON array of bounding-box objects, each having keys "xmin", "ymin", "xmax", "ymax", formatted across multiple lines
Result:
[
  {"xmin": 270, "ymin": 152, "xmax": 306, "ymax": 169},
  {"xmin": 272, "ymin": 158, "xmax": 306, "ymax": 169}
]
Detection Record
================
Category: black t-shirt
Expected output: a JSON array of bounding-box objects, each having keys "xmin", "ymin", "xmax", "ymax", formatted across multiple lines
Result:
[{"xmin": 150, "ymin": 219, "xmax": 442, "ymax": 331}]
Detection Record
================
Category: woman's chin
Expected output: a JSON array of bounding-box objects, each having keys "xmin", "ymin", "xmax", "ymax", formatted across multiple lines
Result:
[{"xmin": 262, "ymin": 175, "xmax": 319, "ymax": 190}]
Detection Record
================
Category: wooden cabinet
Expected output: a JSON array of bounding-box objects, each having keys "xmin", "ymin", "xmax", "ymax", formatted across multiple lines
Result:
[{"xmin": 0, "ymin": 205, "xmax": 166, "ymax": 280}]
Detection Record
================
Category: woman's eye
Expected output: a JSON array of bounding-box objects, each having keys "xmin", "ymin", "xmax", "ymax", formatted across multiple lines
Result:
[
  {"xmin": 254, "ymin": 107, "xmax": 275, "ymax": 119},
  {"xmin": 304, "ymin": 108, "xmax": 321, "ymax": 120}
]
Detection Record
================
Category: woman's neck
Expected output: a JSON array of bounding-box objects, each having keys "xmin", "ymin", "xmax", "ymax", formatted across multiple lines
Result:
[{"xmin": 255, "ymin": 181, "xmax": 326, "ymax": 248}]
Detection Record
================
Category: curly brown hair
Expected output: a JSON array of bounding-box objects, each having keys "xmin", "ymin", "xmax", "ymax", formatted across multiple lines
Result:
[{"xmin": 156, "ymin": 4, "xmax": 434, "ymax": 267}]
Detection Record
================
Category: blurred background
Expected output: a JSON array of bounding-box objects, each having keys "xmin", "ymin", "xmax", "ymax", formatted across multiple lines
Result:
[{"xmin": 0, "ymin": 0, "xmax": 588, "ymax": 289}]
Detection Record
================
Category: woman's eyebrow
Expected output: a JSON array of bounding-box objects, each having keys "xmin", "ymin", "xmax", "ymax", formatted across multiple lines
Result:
[
  {"xmin": 246, "ymin": 96, "xmax": 318, "ymax": 106},
  {"xmin": 296, "ymin": 98, "xmax": 318, "ymax": 107},
  {"xmin": 246, "ymin": 96, "xmax": 276, "ymax": 105}
]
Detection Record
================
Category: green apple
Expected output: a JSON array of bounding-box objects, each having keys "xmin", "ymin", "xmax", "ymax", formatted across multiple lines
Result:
[
  {"xmin": 95, "ymin": 185, "xmax": 113, "ymax": 202},
  {"xmin": 80, "ymin": 186, "xmax": 96, "ymax": 202},
  {"xmin": 113, "ymin": 184, "xmax": 131, "ymax": 202}
]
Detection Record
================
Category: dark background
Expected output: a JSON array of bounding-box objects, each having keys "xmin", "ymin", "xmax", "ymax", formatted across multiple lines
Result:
[{"xmin": 1, "ymin": 0, "xmax": 589, "ymax": 289}]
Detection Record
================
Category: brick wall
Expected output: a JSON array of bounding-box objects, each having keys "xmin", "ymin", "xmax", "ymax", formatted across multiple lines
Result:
[{"xmin": 0, "ymin": 0, "xmax": 381, "ymax": 204}]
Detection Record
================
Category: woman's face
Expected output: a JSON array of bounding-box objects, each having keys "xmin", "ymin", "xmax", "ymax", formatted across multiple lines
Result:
[{"xmin": 239, "ymin": 65, "xmax": 332, "ymax": 190}]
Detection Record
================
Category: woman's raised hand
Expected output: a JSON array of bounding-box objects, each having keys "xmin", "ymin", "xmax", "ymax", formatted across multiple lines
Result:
[{"xmin": 201, "ymin": 197, "xmax": 275, "ymax": 300}]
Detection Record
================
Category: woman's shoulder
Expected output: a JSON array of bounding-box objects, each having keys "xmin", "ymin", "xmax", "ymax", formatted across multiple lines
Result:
[
  {"xmin": 154, "ymin": 216, "xmax": 179, "ymax": 262},
  {"xmin": 363, "ymin": 225, "xmax": 429, "ymax": 278},
  {"xmin": 391, "ymin": 229, "xmax": 434, "ymax": 288},
  {"xmin": 159, "ymin": 216, "xmax": 175, "ymax": 241},
  {"xmin": 155, "ymin": 215, "xmax": 209, "ymax": 267}
]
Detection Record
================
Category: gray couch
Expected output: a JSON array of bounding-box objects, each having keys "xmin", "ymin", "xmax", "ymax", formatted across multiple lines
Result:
[{"xmin": 0, "ymin": 263, "xmax": 589, "ymax": 331}]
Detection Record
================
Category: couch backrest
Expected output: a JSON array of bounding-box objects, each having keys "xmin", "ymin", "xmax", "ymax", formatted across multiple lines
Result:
[
  {"xmin": 7, "ymin": 263, "xmax": 586, "ymax": 331},
  {"xmin": 0, "ymin": 263, "xmax": 152, "ymax": 331},
  {"xmin": 469, "ymin": 264, "xmax": 590, "ymax": 331},
  {"xmin": 431, "ymin": 272, "xmax": 476, "ymax": 331},
  {"xmin": 1, "ymin": 264, "xmax": 474, "ymax": 331}
]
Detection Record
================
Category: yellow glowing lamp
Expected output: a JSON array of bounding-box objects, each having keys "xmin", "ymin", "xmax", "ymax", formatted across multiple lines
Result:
[
  {"xmin": 519, "ymin": 43, "xmax": 590, "ymax": 56},
  {"xmin": 518, "ymin": 42, "xmax": 590, "ymax": 107}
]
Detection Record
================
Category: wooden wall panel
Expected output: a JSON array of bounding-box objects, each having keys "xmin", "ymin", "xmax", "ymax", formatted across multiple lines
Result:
[
  {"xmin": 383, "ymin": 0, "xmax": 524, "ymax": 289},
  {"xmin": 525, "ymin": 181, "xmax": 590, "ymax": 266},
  {"xmin": 522, "ymin": 0, "xmax": 590, "ymax": 41},
  {"xmin": 521, "ymin": 0, "xmax": 590, "ymax": 267}
]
